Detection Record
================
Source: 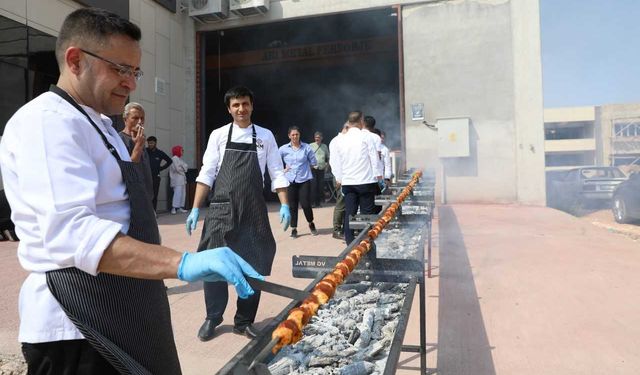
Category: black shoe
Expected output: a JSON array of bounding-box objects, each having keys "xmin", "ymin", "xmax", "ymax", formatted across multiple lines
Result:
[
  {"xmin": 309, "ymin": 223, "xmax": 318, "ymax": 236},
  {"xmin": 233, "ymin": 324, "xmax": 259, "ymax": 339},
  {"xmin": 332, "ymin": 231, "xmax": 343, "ymax": 240},
  {"xmin": 197, "ymin": 319, "xmax": 220, "ymax": 342},
  {"xmin": 290, "ymin": 229, "xmax": 298, "ymax": 238}
]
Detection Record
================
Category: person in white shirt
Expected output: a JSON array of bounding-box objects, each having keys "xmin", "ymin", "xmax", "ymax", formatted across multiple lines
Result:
[
  {"xmin": 0, "ymin": 8, "xmax": 260, "ymax": 374},
  {"xmin": 170, "ymin": 145, "xmax": 189, "ymax": 214},
  {"xmin": 185, "ymin": 86, "xmax": 291, "ymax": 341},
  {"xmin": 379, "ymin": 130, "xmax": 394, "ymax": 183},
  {"xmin": 329, "ymin": 111, "xmax": 383, "ymax": 244},
  {"xmin": 329, "ymin": 123, "xmax": 348, "ymax": 239}
]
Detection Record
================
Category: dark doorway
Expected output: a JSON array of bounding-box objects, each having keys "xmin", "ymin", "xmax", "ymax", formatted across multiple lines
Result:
[{"xmin": 202, "ymin": 7, "xmax": 401, "ymax": 150}]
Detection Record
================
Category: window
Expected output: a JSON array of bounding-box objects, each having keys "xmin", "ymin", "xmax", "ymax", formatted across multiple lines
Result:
[
  {"xmin": 614, "ymin": 119, "xmax": 640, "ymax": 138},
  {"xmin": 0, "ymin": 15, "xmax": 57, "ymax": 135}
]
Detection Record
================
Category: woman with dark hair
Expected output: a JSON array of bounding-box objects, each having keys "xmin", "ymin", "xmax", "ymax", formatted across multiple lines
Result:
[{"xmin": 279, "ymin": 126, "xmax": 318, "ymax": 238}]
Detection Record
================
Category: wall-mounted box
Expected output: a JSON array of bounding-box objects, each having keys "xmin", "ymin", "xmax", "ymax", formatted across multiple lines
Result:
[{"xmin": 437, "ymin": 117, "xmax": 470, "ymax": 157}]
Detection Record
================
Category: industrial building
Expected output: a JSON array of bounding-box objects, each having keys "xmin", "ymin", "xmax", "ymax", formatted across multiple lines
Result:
[
  {"xmin": 544, "ymin": 104, "xmax": 640, "ymax": 171},
  {"xmin": 0, "ymin": 0, "xmax": 546, "ymax": 207}
]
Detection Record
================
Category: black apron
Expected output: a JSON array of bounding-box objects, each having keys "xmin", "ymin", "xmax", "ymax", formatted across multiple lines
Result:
[
  {"xmin": 197, "ymin": 124, "xmax": 276, "ymax": 275},
  {"xmin": 44, "ymin": 86, "xmax": 181, "ymax": 375}
]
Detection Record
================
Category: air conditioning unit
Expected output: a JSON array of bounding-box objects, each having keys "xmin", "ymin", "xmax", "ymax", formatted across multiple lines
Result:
[
  {"xmin": 188, "ymin": 0, "xmax": 229, "ymax": 22},
  {"xmin": 230, "ymin": 0, "xmax": 270, "ymax": 17}
]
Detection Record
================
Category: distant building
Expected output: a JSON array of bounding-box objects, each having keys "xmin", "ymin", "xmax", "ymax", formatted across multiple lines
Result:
[{"xmin": 544, "ymin": 104, "xmax": 640, "ymax": 173}]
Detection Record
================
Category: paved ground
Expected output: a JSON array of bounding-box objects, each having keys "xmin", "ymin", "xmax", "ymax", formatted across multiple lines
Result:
[{"xmin": 1, "ymin": 203, "xmax": 640, "ymax": 374}]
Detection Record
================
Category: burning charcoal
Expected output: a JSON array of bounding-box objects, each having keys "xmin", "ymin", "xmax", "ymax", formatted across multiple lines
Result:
[
  {"xmin": 339, "ymin": 346, "xmax": 359, "ymax": 358},
  {"xmin": 379, "ymin": 305, "xmax": 399, "ymax": 320},
  {"xmin": 377, "ymin": 294, "xmax": 402, "ymax": 305},
  {"xmin": 373, "ymin": 282, "xmax": 394, "ymax": 292},
  {"xmin": 370, "ymin": 309, "xmax": 384, "ymax": 339},
  {"xmin": 364, "ymin": 339, "xmax": 388, "ymax": 359},
  {"xmin": 348, "ymin": 327, "xmax": 360, "ymax": 345},
  {"xmin": 308, "ymin": 356, "xmax": 339, "ymax": 367},
  {"xmin": 316, "ymin": 347, "xmax": 340, "ymax": 358},
  {"xmin": 381, "ymin": 321, "xmax": 398, "ymax": 341},
  {"xmin": 337, "ymin": 288, "xmax": 359, "ymax": 299},
  {"xmin": 268, "ymin": 355, "xmax": 301, "ymax": 375},
  {"xmin": 354, "ymin": 328, "xmax": 371, "ymax": 348},
  {"xmin": 339, "ymin": 361, "xmax": 375, "ymax": 375},
  {"xmin": 299, "ymin": 333, "xmax": 328, "ymax": 352},
  {"xmin": 336, "ymin": 300, "xmax": 350, "ymax": 314},
  {"xmin": 361, "ymin": 290, "xmax": 381, "ymax": 304},
  {"xmin": 342, "ymin": 318, "xmax": 357, "ymax": 331}
]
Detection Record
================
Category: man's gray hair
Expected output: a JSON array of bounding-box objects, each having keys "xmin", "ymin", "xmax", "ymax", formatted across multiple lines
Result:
[
  {"xmin": 123, "ymin": 102, "xmax": 144, "ymax": 118},
  {"xmin": 314, "ymin": 131, "xmax": 323, "ymax": 138}
]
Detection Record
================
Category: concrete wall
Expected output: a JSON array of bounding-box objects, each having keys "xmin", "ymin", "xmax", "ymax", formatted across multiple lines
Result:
[
  {"xmin": 402, "ymin": 0, "xmax": 545, "ymax": 204},
  {"xmin": 0, "ymin": 0, "xmax": 197, "ymax": 210}
]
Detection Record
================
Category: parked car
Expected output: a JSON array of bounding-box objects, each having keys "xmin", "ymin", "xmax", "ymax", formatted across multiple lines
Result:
[
  {"xmin": 550, "ymin": 166, "xmax": 627, "ymax": 213},
  {"xmin": 545, "ymin": 170, "xmax": 570, "ymax": 208},
  {"xmin": 612, "ymin": 172, "xmax": 640, "ymax": 223}
]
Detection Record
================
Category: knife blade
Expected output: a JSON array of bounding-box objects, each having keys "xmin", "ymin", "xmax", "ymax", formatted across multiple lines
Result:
[{"xmin": 246, "ymin": 277, "xmax": 309, "ymax": 301}]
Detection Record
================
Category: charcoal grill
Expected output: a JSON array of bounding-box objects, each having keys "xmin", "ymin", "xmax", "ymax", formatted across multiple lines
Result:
[{"xmin": 218, "ymin": 170, "xmax": 435, "ymax": 375}]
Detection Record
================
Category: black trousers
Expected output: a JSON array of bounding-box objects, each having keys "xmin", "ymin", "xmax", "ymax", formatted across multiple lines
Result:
[
  {"xmin": 22, "ymin": 340, "xmax": 118, "ymax": 375},
  {"xmin": 342, "ymin": 183, "xmax": 377, "ymax": 244},
  {"xmin": 287, "ymin": 180, "xmax": 314, "ymax": 228},
  {"xmin": 204, "ymin": 281, "xmax": 262, "ymax": 328},
  {"xmin": 310, "ymin": 168, "xmax": 325, "ymax": 206},
  {"xmin": 152, "ymin": 175, "xmax": 161, "ymax": 210}
]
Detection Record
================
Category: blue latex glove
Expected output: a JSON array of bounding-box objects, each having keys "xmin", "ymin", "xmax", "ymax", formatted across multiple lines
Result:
[
  {"xmin": 186, "ymin": 208, "xmax": 200, "ymax": 236},
  {"xmin": 177, "ymin": 247, "xmax": 264, "ymax": 299},
  {"xmin": 377, "ymin": 179, "xmax": 387, "ymax": 193},
  {"xmin": 279, "ymin": 204, "xmax": 291, "ymax": 231}
]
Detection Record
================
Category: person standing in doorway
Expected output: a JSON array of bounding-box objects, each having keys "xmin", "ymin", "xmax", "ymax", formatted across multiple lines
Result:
[
  {"xmin": 0, "ymin": 8, "xmax": 261, "ymax": 374},
  {"xmin": 169, "ymin": 145, "xmax": 189, "ymax": 214},
  {"xmin": 185, "ymin": 86, "xmax": 291, "ymax": 341},
  {"xmin": 280, "ymin": 126, "xmax": 318, "ymax": 238},
  {"xmin": 310, "ymin": 131, "xmax": 329, "ymax": 208},
  {"xmin": 146, "ymin": 136, "xmax": 172, "ymax": 211}
]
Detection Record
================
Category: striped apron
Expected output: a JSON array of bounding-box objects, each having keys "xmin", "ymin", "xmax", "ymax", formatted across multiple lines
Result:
[
  {"xmin": 197, "ymin": 124, "xmax": 276, "ymax": 274},
  {"xmin": 44, "ymin": 86, "xmax": 181, "ymax": 375}
]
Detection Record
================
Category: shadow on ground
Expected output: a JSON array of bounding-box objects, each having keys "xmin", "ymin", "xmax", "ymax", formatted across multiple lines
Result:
[{"xmin": 437, "ymin": 206, "xmax": 496, "ymax": 375}]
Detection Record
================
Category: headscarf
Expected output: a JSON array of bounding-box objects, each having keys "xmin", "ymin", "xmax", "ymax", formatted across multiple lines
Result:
[{"xmin": 172, "ymin": 145, "xmax": 183, "ymax": 157}]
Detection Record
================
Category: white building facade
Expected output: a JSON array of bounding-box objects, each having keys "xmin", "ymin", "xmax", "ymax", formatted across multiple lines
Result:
[{"xmin": 0, "ymin": 0, "xmax": 546, "ymax": 205}]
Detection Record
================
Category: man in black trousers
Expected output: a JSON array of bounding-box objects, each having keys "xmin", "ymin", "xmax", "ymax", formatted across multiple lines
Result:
[{"xmin": 146, "ymin": 136, "xmax": 172, "ymax": 211}]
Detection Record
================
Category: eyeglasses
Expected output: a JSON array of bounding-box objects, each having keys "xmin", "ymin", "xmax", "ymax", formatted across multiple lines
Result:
[{"xmin": 80, "ymin": 49, "xmax": 143, "ymax": 81}]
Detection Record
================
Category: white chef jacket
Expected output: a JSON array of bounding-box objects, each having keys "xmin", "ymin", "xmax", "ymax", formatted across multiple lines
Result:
[
  {"xmin": 329, "ymin": 127, "xmax": 380, "ymax": 186},
  {"xmin": 0, "ymin": 91, "xmax": 132, "ymax": 343},
  {"xmin": 196, "ymin": 123, "xmax": 289, "ymax": 191}
]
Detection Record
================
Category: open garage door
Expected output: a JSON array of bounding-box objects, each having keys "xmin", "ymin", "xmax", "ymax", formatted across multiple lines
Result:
[{"xmin": 201, "ymin": 8, "xmax": 401, "ymax": 151}]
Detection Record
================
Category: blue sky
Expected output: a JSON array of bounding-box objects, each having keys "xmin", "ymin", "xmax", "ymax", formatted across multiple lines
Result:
[{"xmin": 540, "ymin": 0, "xmax": 640, "ymax": 108}]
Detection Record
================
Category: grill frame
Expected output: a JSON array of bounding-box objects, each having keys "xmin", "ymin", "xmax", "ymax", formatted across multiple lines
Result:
[{"xmin": 217, "ymin": 171, "xmax": 434, "ymax": 375}]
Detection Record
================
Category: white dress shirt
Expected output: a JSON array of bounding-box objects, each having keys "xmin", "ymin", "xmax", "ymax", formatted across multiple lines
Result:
[
  {"xmin": 329, "ymin": 127, "xmax": 380, "ymax": 186},
  {"xmin": 0, "ymin": 91, "xmax": 132, "ymax": 343},
  {"xmin": 361, "ymin": 128, "xmax": 383, "ymax": 178},
  {"xmin": 196, "ymin": 123, "xmax": 289, "ymax": 191},
  {"xmin": 380, "ymin": 144, "xmax": 393, "ymax": 179}
]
